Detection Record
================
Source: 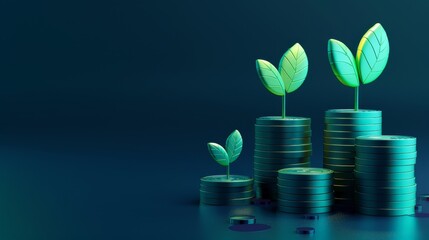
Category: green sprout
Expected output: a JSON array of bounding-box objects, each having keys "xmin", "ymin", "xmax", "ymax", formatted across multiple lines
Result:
[
  {"xmin": 207, "ymin": 130, "xmax": 243, "ymax": 179},
  {"xmin": 327, "ymin": 23, "xmax": 390, "ymax": 111},
  {"xmin": 255, "ymin": 43, "xmax": 309, "ymax": 118}
]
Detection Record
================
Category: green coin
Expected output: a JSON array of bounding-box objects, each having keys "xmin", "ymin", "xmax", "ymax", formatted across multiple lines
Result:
[
  {"xmin": 278, "ymin": 168, "xmax": 333, "ymax": 180},
  {"xmin": 256, "ymin": 116, "xmax": 311, "ymax": 126},
  {"xmin": 255, "ymin": 125, "xmax": 311, "ymax": 133},
  {"xmin": 200, "ymin": 175, "xmax": 253, "ymax": 187},
  {"xmin": 333, "ymin": 178, "xmax": 355, "ymax": 185},
  {"xmin": 200, "ymin": 197, "xmax": 253, "ymax": 206},
  {"xmin": 324, "ymin": 137, "xmax": 356, "ymax": 145},
  {"xmin": 356, "ymin": 152, "xmax": 417, "ymax": 160},
  {"xmin": 323, "ymin": 163, "xmax": 355, "ymax": 172},
  {"xmin": 354, "ymin": 170, "xmax": 415, "ymax": 180},
  {"xmin": 355, "ymin": 135, "xmax": 417, "ymax": 147},
  {"xmin": 356, "ymin": 145, "xmax": 416, "ymax": 154},
  {"xmin": 254, "ymin": 161, "xmax": 310, "ymax": 171},
  {"xmin": 254, "ymin": 169, "xmax": 281, "ymax": 178},
  {"xmin": 277, "ymin": 192, "xmax": 333, "ymax": 201},
  {"xmin": 254, "ymin": 150, "xmax": 312, "ymax": 159},
  {"xmin": 325, "ymin": 124, "xmax": 382, "ymax": 132},
  {"xmin": 277, "ymin": 178, "xmax": 333, "ymax": 188},
  {"xmin": 356, "ymin": 191, "xmax": 416, "ymax": 202},
  {"xmin": 332, "ymin": 171, "xmax": 354, "ymax": 179},
  {"xmin": 277, "ymin": 205, "xmax": 332, "ymax": 214},
  {"xmin": 255, "ymin": 131, "xmax": 312, "ymax": 139},
  {"xmin": 355, "ymin": 157, "xmax": 416, "ymax": 166},
  {"xmin": 255, "ymin": 143, "xmax": 312, "ymax": 152},
  {"xmin": 357, "ymin": 206, "xmax": 414, "ymax": 216},
  {"xmin": 324, "ymin": 157, "xmax": 355, "ymax": 165},
  {"xmin": 356, "ymin": 184, "xmax": 417, "ymax": 195},
  {"xmin": 200, "ymin": 190, "xmax": 255, "ymax": 199},
  {"xmin": 325, "ymin": 117, "xmax": 382, "ymax": 125},
  {"xmin": 323, "ymin": 151, "xmax": 356, "ymax": 159},
  {"xmin": 324, "ymin": 130, "xmax": 382, "ymax": 138},
  {"xmin": 255, "ymin": 137, "xmax": 311, "ymax": 145},
  {"xmin": 278, "ymin": 199, "xmax": 333, "ymax": 208},
  {"xmin": 254, "ymin": 156, "xmax": 310, "ymax": 164},
  {"xmin": 356, "ymin": 177, "xmax": 415, "ymax": 187},
  {"xmin": 277, "ymin": 185, "xmax": 333, "ymax": 195},
  {"xmin": 355, "ymin": 164, "xmax": 414, "ymax": 173},
  {"xmin": 325, "ymin": 109, "xmax": 382, "ymax": 118},
  {"xmin": 324, "ymin": 144, "xmax": 356, "ymax": 152},
  {"xmin": 199, "ymin": 184, "xmax": 253, "ymax": 193}
]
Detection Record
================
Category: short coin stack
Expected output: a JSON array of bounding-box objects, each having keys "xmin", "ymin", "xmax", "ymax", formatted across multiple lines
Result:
[
  {"xmin": 355, "ymin": 135, "xmax": 417, "ymax": 216},
  {"xmin": 254, "ymin": 116, "xmax": 312, "ymax": 200},
  {"xmin": 323, "ymin": 109, "xmax": 382, "ymax": 208},
  {"xmin": 277, "ymin": 168, "xmax": 334, "ymax": 213},
  {"xmin": 200, "ymin": 175, "xmax": 254, "ymax": 205}
]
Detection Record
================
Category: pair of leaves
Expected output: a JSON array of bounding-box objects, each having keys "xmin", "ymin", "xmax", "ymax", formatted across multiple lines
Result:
[
  {"xmin": 327, "ymin": 23, "xmax": 390, "ymax": 87},
  {"xmin": 207, "ymin": 130, "xmax": 243, "ymax": 167},
  {"xmin": 256, "ymin": 43, "xmax": 309, "ymax": 95}
]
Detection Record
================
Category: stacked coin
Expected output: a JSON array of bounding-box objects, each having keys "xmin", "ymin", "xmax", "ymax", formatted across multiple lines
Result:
[
  {"xmin": 355, "ymin": 135, "xmax": 417, "ymax": 216},
  {"xmin": 323, "ymin": 109, "xmax": 382, "ymax": 208},
  {"xmin": 277, "ymin": 168, "xmax": 334, "ymax": 213},
  {"xmin": 254, "ymin": 116, "xmax": 312, "ymax": 199},
  {"xmin": 200, "ymin": 175, "xmax": 254, "ymax": 205}
]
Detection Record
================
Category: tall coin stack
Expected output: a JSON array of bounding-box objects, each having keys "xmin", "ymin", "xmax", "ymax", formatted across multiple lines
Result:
[
  {"xmin": 355, "ymin": 136, "xmax": 417, "ymax": 216},
  {"xmin": 254, "ymin": 116, "xmax": 312, "ymax": 200},
  {"xmin": 200, "ymin": 175, "xmax": 254, "ymax": 206},
  {"xmin": 277, "ymin": 168, "xmax": 334, "ymax": 213},
  {"xmin": 323, "ymin": 109, "xmax": 382, "ymax": 209}
]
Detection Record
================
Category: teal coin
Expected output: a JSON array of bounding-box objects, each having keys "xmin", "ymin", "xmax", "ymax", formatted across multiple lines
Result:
[
  {"xmin": 254, "ymin": 156, "xmax": 310, "ymax": 164},
  {"xmin": 324, "ymin": 137, "xmax": 356, "ymax": 145},
  {"xmin": 323, "ymin": 163, "xmax": 355, "ymax": 172},
  {"xmin": 256, "ymin": 116, "xmax": 311, "ymax": 126},
  {"xmin": 356, "ymin": 184, "xmax": 417, "ymax": 195},
  {"xmin": 254, "ymin": 169, "xmax": 281, "ymax": 178},
  {"xmin": 325, "ymin": 117, "xmax": 382, "ymax": 125},
  {"xmin": 355, "ymin": 157, "xmax": 416, "ymax": 166},
  {"xmin": 356, "ymin": 191, "xmax": 416, "ymax": 202},
  {"xmin": 277, "ymin": 206, "xmax": 331, "ymax": 214},
  {"xmin": 255, "ymin": 131, "xmax": 312, "ymax": 139},
  {"xmin": 357, "ymin": 206, "xmax": 414, "ymax": 216},
  {"xmin": 323, "ymin": 151, "xmax": 356, "ymax": 159},
  {"xmin": 278, "ymin": 168, "xmax": 333, "ymax": 180},
  {"xmin": 277, "ymin": 185, "xmax": 333, "ymax": 195},
  {"xmin": 333, "ymin": 178, "xmax": 355, "ymax": 185},
  {"xmin": 356, "ymin": 178, "xmax": 415, "ymax": 187},
  {"xmin": 254, "ymin": 161, "xmax": 310, "ymax": 171},
  {"xmin": 356, "ymin": 152, "xmax": 417, "ymax": 160},
  {"xmin": 277, "ymin": 192, "xmax": 333, "ymax": 201},
  {"xmin": 324, "ymin": 130, "xmax": 382, "ymax": 138},
  {"xmin": 355, "ymin": 164, "xmax": 414, "ymax": 173},
  {"xmin": 254, "ymin": 150, "xmax": 312, "ymax": 159},
  {"xmin": 229, "ymin": 215, "xmax": 256, "ymax": 225},
  {"xmin": 199, "ymin": 184, "xmax": 253, "ymax": 193},
  {"xmin": 356, "ymin": 145, "xmax": 416, "ymax": 154},
  {"xmin": 324, "ymin": 144, "xmax": 356, "ymax": 152},
  {"xmin": 277, "ymin": 178, "xmax": 333, "ymax": 188},
  {"xmin": 354, "ymin": 170, "xmax": 415, "ymax": 180},
  {"xmin": 200, "ymin": 190, "xmax": 255, "ymax": 199},
  {"xmin": 255, "ymin": 124, "xmax": 311, "ymax": 133},
  {"xmin": 355, "ymin": 135, "xmax": 417, "ymax": 147},
  {"xmin": 325, "ymin": 109, "xmax": 382, "ymax": 118},
  {"xmin": 200, "ymin": 197, "xmax": 253, "ymax": 206},
  {"xmin": 255, "ymin": 143, "xmax": 312, "ymax": 152},
  {"xmin": 278, "ymin": 199, "xmax": 333, "ymax": 208},
  {"xmin": 200, "ymin": 175, "xmax": 253, "ymax": 187},
  {"xmin": 323, "ymin": 157, "xmax": 355, "ymax": 165},
  {"xmin": 325, "ymin": 124, "xmax": 382, "ymax": 132},
  {"xmin": 255, "ymin": 137, "xmax": 311, "ymax": 145}
]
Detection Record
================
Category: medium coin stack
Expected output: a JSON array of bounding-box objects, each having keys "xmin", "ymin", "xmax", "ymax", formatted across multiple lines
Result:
[
  {"xmin": 355, "ymin": 135, "xmax": 417, "ymax": 216},
  {"xmin": 277, "ymin": 168, "xmax": 334, "ymax": 213},
  {"xmin": 254, "ymin": 116, "xmax": 312, "ymax": 200},
  {"xmin": 323, "ymin": 109, "xmax": 382, "ymax": 208},
  {"xmin": 200, "ymin": 175, "xmax": 254, "ymax": 205}
]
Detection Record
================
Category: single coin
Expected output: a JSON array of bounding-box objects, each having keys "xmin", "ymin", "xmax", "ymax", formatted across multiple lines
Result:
[
  {"xmin": 278, "ymin": 199, "xmax": 333, "ymax": 208},
  {"xmin": 356, "ymin": 191, "xmax": 416, "ymax": 202},
  {"xmin": 277, "ymin": 192, "xmax": 333, "ymax": 201},
  {"xmin": 277, "ymin": 185, "xmax": 333, "ymax": 195},
  {"xmin": 200, "ymin": 175, "xmax": 253, "ymax": 187},
  {"xmin": 355, "ymin": 184, "xmax": 417, "ymax": 195},
  {"xmin": 355, "ymin": 135, "xmax": 417, "ymax": 147},
  {"xmin": 200, "ymin": 197, "xmax": 253, "ymax": 206},
  {"xmin": 255, "ymin": 143, "xmax": 312, "ymax": 152},
  {"xmin": 355, "ymin": 157, "xmax": 416, "ymax": 166},
  {"xmin": 277, "ymin": 178, "xmax": 333, "ymax": 188},
  {"xmin": 354, "ymin": 170, "xmax": 415, "ymax": 180},
  {"xmin": 324, "ymin": 137, "xmax": 356, "ymax": 145},
  {"xmin": 355, "ymin": 164, "xmax": 414, "ymax": 173},
  {"xmin": 419, "ymin": 194, "xmax": 429, "ymax": 201},
  {"xmin": 200, "ymin": 190, "xmax": 254, "ymax": 199},
  {"xmin": 356, "ymin": 177, "xmax": 415, "ymax": 187},
  {"xmin": 254, "ymin": 150, "xmax": 312, "ymax": 159},
  {"xmin": 256, "ymin": 116, "xmax": 311, "ymax": 126},
  {"xmin": 255, "ymin": 124, "xmax": 311, "ymax": 132},
  {"xmin": 356, "ymin": 145, "xmax": 416, "ymax": 154},
  {"xmin": 323, "ymin": 151, "xmax": 356, "ymax": 159},
  {"xmin": 324, "ymin": 130, "xmax": 382, "ymax": 138},
  {"xmin": 332, "ymin": 172, "xmax": 354, "ymax": 179},
  {"xmin": 357, "ymin": 206, "xmax": 414, "ymax": 216},
  {"xmin": 355, "ymin": 152, "xmax": 417, "ymax": 160},
  {"xmin": 295, "ymin": 227, "xmax": 315, "ymax": 234},
  {"xmin": 199, "ymin": 184, "xmax": 252, "ymax": 193},
  {"xmin": 325, "ymin": 109, "xmax": 382, "ymax": 118},
  {"xmin": 255, "ymin": 137, "xmax": 311, "ymax": 145},
  {"xmin": 229, "ymin": 215, "xmax": 256, "ymax": 225},
  {"xmin": 254, "ymin": 161, "xmax": 310, "ymax": 171},
  {"xmin": 255, "ymin": 131, "xmax": 312, "ymax": 139},
  {"xmin": 254, "ymin": 156, "xmax": 310, "ymax": 164},
  {"xmin": 278, "ymin": 205, "xmax": 331, "ymax": 214},
  {"xmin": 278, "ymin": 168, "xmax": 333, "ymax": 180},
  {"xmin": 323, "ymin": 164, "xmax": 355, "ymax": 172},
  {"xmin": 325, "ymin": 117, "xmax": 382, "ymax": 125},
  {"xmin": 358, "ymin": 199, "xmax": 416, "ymax": 209},
  {"xmin": 325, "ymin": 124, "xmax": 382, "ymax": 132},
  {"xmin": 333, "ymin": 178, "xmax": 355, "ymax": 185},
  {"xmin": 324, "ymin": 144, "xmax": 356, "ymax": 152},
  {"xmin": 323, "ymin": 157, "xmax": 355, "ymax": 165}
]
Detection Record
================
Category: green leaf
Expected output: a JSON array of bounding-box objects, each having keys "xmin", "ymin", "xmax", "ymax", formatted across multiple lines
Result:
[
  {"xmin": 356, "ymin": 23, "xmax": 390, "ymax": 84},
  {"xmin": 225, "ymin": 130, "xmax": 243, "ymax": 164},
  {"xmin": 207, "ymin": 142, "xmax": 229, "ymax": 166},
  {"xmin": 327, "ymin": 39, "xmax": 360, "ymax": 87},
  {"xmin": 279, "ymin": 43, "xmax": 309, "ymax": 93},
  {"xmin": 256, "ymin": 59, "xmax": 285, "ymax": 96}
]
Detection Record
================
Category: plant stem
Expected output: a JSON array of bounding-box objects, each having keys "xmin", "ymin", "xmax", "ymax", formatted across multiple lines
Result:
[
  {"xmin": 227, "ymin": 165, "xmax": 230, "ymax": 179},
  {"xmin": 282, "ymin": 94, "xmax": 286, "ymax": 119},
  {"xmin": 354, "ymin": 87, "xmax": 359, "ymax": 111}
]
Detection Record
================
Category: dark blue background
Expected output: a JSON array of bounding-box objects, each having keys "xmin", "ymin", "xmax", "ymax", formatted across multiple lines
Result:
[{"xmin": 0, "ymin": 0, "xmax": 428, "ymax": 239}]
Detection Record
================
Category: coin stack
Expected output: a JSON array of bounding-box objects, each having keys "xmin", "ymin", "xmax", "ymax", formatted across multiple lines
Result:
[
  {"xmin": 254, "ymin": 116, "xmax": 312, "ymax": 200},
  {"xmin": 200, "ymin": 175, "xmax": 254, "ymax": 205},
  {"xmin": 277, "ymin": 168, "xmax": 334, "ymax": 213},
  {"xmin": 323, "ymin": 109, "xmax": 382, "ymax": 208},
  {"xmin": 355, "ymin": 135, "xmax": 417, "ymax": 216}
]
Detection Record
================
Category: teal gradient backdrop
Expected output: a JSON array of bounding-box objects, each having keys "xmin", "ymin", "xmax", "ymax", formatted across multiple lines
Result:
[{"xmin": 0, "ymin": 0, "xmax": 428, "ymax": 239}]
